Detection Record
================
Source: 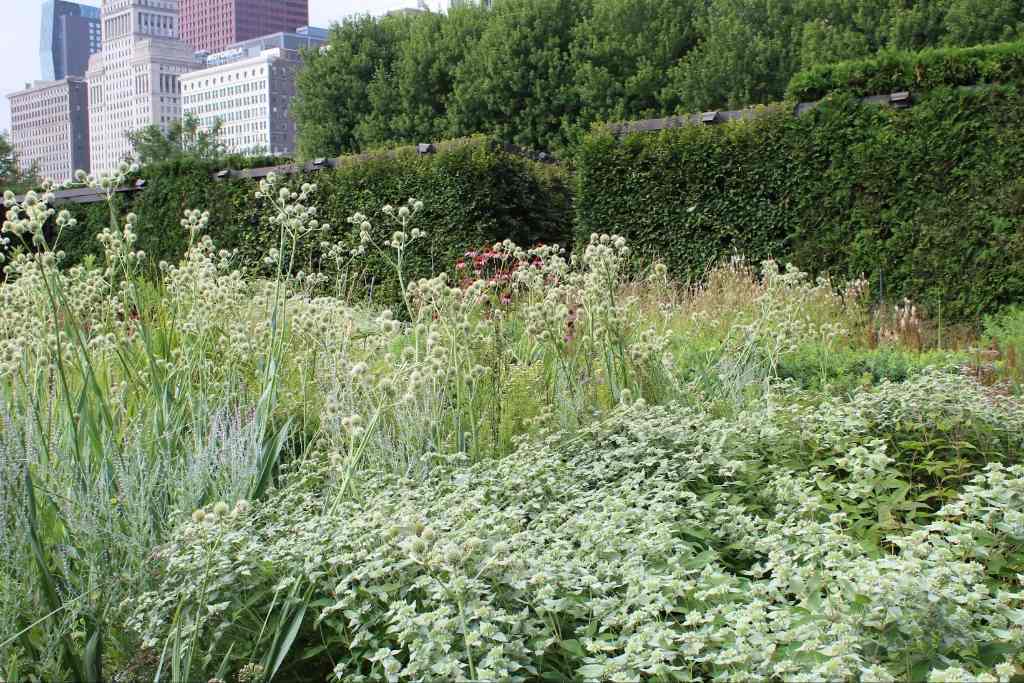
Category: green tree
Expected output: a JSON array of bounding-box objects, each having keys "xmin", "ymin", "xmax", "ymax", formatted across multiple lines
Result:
[
  {"xmin": 0, "ymin": 132, "xmax": 15, "ymax": 181},
  {"xmin": 795, "ymin": 0, "xmax": 897, "ymax": 67},
  {"xmin": 941, "ymin": 0, "xmax": 1024, "ymax": 46},
  {"xmin": 127, "ymin": 113, "xmax": 226, "ymax": 165},
  {"xmin": 886, "ymin": 2, "xmax": 949, "ymax": 51},
  {"xmin": 292, "ymin": 15, "xmax": 406, "ymax": 157},
  {"xmin": 664, "ymin": 0, "xmax": 804, "ymax": 113},
  {"xmin": 291, "ymin": 0, "xmax": 1024, "ymax": 159},
  {"xmin": 570, "ymin": 0, "xmax": 701, "ymax": 129},
  {"xmin": 360, "ymin": 6, "xmax": 490, "ymax": 147},
  {"xmin": 0, "ymin": 131, "xmax": 39, "ymax": 193},
  {"xmin": 448, "ymin": 0, "xmax": 588, "ymax": 152}
]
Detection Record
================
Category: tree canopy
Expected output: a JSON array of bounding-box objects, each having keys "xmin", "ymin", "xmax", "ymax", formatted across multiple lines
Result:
[
  {"xmin": 126, "ymin": 113, "xmax": 227, "ymax": 166},
  {"xmin": 294, "ymin": 0, "xmax": 1024, "ymax": 157},
  {"xmin": 0, "ymin": 132, "xmax": 39, "ymax": 194}
]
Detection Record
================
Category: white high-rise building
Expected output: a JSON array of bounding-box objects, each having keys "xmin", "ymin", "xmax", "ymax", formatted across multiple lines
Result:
[
  {"xmin": 181, "ymin": 44, "xmax": 310, "ymax": 157},
  {"xmin": 86, "ymin": 0, "xmax": 201, "ymax": 173},
  {"xmin": 7, "ymin": 78, "xmax": 91, "ymax": 183}
]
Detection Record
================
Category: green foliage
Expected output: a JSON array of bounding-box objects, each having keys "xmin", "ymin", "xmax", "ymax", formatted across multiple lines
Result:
[
  {"xmin": 5, "ymin": 168, "xmax": 1023, "ymax": 683},
  {"xmin": 984, "ymin": 305, "xmax": 1024, "ymax": 388},
  {"xmin": 0, "ymin": 133, "xmax": 15, "ymax": 184},
  {"xmin": 574, "ymin": 108, "xmax": 795, "ymax": 280},
  {"xmin": 776, "ymin": 344, "xmax": 962, "ymax": 393},
  {"xmin": 362, "ymin": 8, "xmax": 489, "ymax": 147},
  {"xmin": 788, "ymin": 40, "xmax": 1024, "ymax": 101},
  {"xmin": 571, "ymin": 0, "xmax": 700, "ymax": 127},
  {"xmin": 0, "ymin": 132, "xmax": 39, "ymax": 194},
  {"xmin": 985, "ymin": 306, "xmax": 1024, "ymax": 351},
  {"xmin": 447, "ymin": 0, "xmax": 586, "ymax": 152},
  {"xmin": 126, "ymin": 113, "xmax": 229, "ymax": 165},
  {"xmin": 294, "ymin": 0, "xmax": 1024, "ymax": 155},
  {"xmin": 59, "ymin": 140, "xmax": 573, "ymax": 306},
  {"xmin": 132, "ymin": 374, "xmax": 1024, "ymax": 682},
  {"xmin": 664, "ymin": 0, "xmax": 806, "ymax": 114},
  {"xmin": 575, "ymin": 85, "xmax": 1024, "ymax": 320},
  {"xmin": 657, "ymin": 0, "xmax": 1024, "ymax": 112},
  {"xmin": 291, "ymin": 15, "xmax": 408, "ymax": 158}
]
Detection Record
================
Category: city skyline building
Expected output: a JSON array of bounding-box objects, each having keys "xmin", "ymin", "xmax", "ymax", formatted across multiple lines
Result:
[
  {"xmin": 7, "ymin": 77, "xmax": 90, "ymax": 182},
  {"xmin": 179, "ymin": 0, "xmax": 309, "ymax": 54},
  {"xmin": 203, "ymin": 25, "xmax": 326, "ymax": 67},
  {"xmin": 181, "ymin": 46, "xmax": 304, "ymax": 157},
  {"xmin": 86, "ymin": 0, "xmax": 201, "ymax": 173},
  {"xmin": 448, "ymin": 0, "xmax": 492, "ymax": 9},
  {"xmin": 40, "ymin": 0, "xmax": 103, "ymax": 80}
]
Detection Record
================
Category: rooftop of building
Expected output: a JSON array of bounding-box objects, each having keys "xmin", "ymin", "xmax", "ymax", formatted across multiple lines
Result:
[
  {"xmin": 45, "ymin": 0, "xmax": 102, "ymax": 19},
  {"xmin": 8, "ymin": 77, "xmax": 86, "ymax": 99},
  {"xmin": 181, "ymin": 47, "xmax": 300, "ymax": 81},
  {"xmin": 200, "ymin": 26, "xmax": 328, "ymax": 67}
]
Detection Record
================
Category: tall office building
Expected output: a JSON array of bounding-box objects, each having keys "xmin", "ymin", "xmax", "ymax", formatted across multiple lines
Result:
[
  {"xmin": 40, "ymin": 0, "xmax": 103, "ymax": 80},
  {"xmin": 86, "ymin": 0, "xmax": 201, "ymax": 173},
  {"xmin": 178, "ymin": 0, "xmax": 309, "ymax": 54},
  {"xmin": 182, "ymin": 47, "xmax": 303, "ymax": 157},
  {"xmin": 181, "ymin": 26, "xmax": 324, "ymax": 158},
  {"xmin": 7, "ymin": 78, "xmax": 91, "ymax": 182}
]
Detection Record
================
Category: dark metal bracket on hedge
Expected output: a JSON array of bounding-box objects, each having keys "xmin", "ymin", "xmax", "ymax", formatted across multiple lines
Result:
[
  {"xmin": 609, "ymin": 90, "xmax": 916, "ymax": 137},
  {"xmin": 19, "ymin": 138, "xmax": 558, "ymax": 206}
]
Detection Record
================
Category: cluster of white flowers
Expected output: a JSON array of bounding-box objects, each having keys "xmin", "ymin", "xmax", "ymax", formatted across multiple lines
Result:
[
  {"xmin": 0, "ymin": 187, "xmax": 131, "ymax": 375},
  {"xmin": 256, "ymin": 174, "xmax": 329, "ymax": 273},
  {"xmin": 75, "ymin": 162, "xmax": 139, "ymax": 200},
  {"xmin": 711, "ymin": 259, "xmax": 869, "ymax": 400},
  {"xmin": 129, "ymin": 374, "xmax": 1024, "ymax": 681}
]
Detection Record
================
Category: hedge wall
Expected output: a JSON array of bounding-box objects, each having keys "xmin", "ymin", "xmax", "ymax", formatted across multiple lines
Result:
[
  {"xmin": 575, "ymin": 85, "xmax": 1024, "ymax": 321},
  {"xmin": 61, "ymin": 139, "xmax": 572, "ymax": 305},
  {"xmin": 787, "ymin": 41, "xmax": 1024, "ymax": 102}
]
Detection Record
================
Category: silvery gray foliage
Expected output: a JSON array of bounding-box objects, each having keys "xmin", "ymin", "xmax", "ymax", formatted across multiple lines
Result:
[
  {"xmin": 131, "ymin": 373, "xmax": 1024, "ymax": 682},
  {"xmin": 0, "ymin": 396, "xmax": 272, "ymax": 679},
  {"xmin": 184, "ymin": 406, "xmax": 263, "ymax": 500}
]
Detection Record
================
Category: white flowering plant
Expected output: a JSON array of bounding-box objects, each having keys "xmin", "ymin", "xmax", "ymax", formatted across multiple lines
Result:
[
  {"xmin": 129, "ymin": 375, "xmax": 1024, "ymax": 682},
  {"xmin": 1, "ymin": 168, "xmax": 1021, "ymax": 683}
]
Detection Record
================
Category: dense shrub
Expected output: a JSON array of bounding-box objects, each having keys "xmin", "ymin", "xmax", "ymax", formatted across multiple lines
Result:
[
  {"xmin": 59, "ymin": 140, "xmax": 573, "ymax": 305},
  {"xmin": 575, "ymin": 85, "xmax": 1024, "ymax": 321},
  {"xmin": 788, "ymin": 40, "xmax": 1024, "ymax": 101}
]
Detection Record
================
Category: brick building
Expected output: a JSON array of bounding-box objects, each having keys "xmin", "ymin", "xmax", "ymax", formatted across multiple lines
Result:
[{"xmin": 179, "ymin": 0, "xmax": 309, "ymax": 54}]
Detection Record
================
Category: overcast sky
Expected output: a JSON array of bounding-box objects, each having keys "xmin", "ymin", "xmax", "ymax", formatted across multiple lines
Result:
[{"xmin": 0, "ymin": 0, "xmax": 447, "ymax": 133}]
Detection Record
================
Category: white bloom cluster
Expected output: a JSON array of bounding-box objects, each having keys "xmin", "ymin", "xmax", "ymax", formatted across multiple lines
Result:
[{"xmin": 130, "ymin": 373, "xmax": 1024, "ymax": 682}]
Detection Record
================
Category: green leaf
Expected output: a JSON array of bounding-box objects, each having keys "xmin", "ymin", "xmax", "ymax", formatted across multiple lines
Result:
[
  {"xmin": 577, "ymin": 664, "xmax": 606, "ymax": 680},
  {"xmin": 560, "ymin": 639, "xmax": 585, "ymax": 658}
]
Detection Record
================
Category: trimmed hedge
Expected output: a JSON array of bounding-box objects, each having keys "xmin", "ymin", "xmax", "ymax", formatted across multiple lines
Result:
[
  {"xmin": 575, "ymin": 85, "xmax": 1024, "ymax": 321},
  {"xmin": 787, "ymin": 41, "xmax": 1024, "ymax": 102},
  {"xmin": 60, "ymin": 139, "xmax": 572, "ymax": 305}
]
